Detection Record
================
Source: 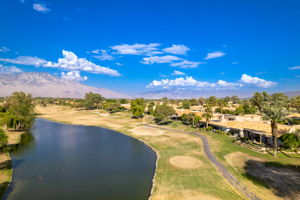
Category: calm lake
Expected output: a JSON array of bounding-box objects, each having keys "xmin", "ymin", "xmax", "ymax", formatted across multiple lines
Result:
[{"xmin": 5, "ymin": 118, "xmax": 157, "ymax": 200}]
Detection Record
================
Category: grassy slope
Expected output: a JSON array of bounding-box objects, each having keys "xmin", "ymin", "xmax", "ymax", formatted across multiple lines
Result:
[
  {"xmin": 165, "ymin": 121, "xmax": 300, "ymax": 200},
  {"xmin": 204, "ymin": 132, "xmax": 300, "ymax": 200}
]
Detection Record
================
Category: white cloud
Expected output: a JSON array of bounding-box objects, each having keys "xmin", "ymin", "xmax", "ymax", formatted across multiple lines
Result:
[
  {"xmin": 0, "ymin": 50, "xmax": 121, "ymax": 76},
  {"xmin": 0, "ymin": 56, "xmax": 50, "ymax": 66},
  {"xmin": 142, "ymin": 55, "xmax": 203, "ymax": 68},
  {"xmin": 50, "ymin": 50, "xmax": 120, "ymax": 76},
  {"xmin": 170, "ymin": 60, "xmax": 204, "ymax": 68},
  {"xmin": 147, "ymin": 74, "xmax": 276, "ymax": 89},
  {"xmin": 0, "ymin": 47, "xmax": 10, "ymax": 52},
  {"xmin": 61, "ymin": 71, "xmax": 87, "ymax": 81},
  {"xmin": 141, "ymin": 55, "xmax": 181, "ymax": 64},
  {"xmin": 0, "ymin": 65, "xmax": 22, "ymax": 74},
  {"xmin": 163, "ymin": 44, "xmax": 190, "ymax": 55},
  {"xmin": 111, "ymin": 43, "xmax": 161, "ymax": 55},
  {"xmin": 90, "ymin": 49, "xmax": 100, "ymax": 54},
  {"xmin": 93, "ymin": 50, "xmax": 114, "ymax": 60},
  {"xmin": 204, "ymin": 51, "xmax": 226, "ymax": 60},
  {"xmin": 216, "ymin": 80, "xmax": 239, "ymax": 88},
  {"xmin": 33, "ymin": 3, "xmax": 50, "ymax": 13},
  {"xmin": 171, "ymin": 70, "xmax": 185, "ymax": 76},
  {"xmin": 147, "ymin": 76, "xmax": 237, "ymax": 89},
  {"xmin": 289, "ymin": 66, "xmax": 300, "ymax": 70},
  {"xmin": 147, "ymin": 77, "xmax": 199, "ymax": 88},
  {"xmin": 240, "ymin": 74, "xmax": 277, "ymax": 88}
]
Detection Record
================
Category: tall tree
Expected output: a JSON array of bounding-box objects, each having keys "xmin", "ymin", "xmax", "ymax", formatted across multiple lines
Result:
[
  {"xmin": 3, "ymin": 92, "xmax": 35, "ymax": 130},
  {"xmin": 190, "ymin": 98, "xmax": 200, "ymax": 106},
  {"xmin": 182, "ymin": 100, "xmax": 191, "ymax": 109},
  {"xmin": 207, "ymin": 96, "xmax": 217, "ymax": 106},
  {"xmin": 198, "ymin": 97, "xmax": 206, "ymax": 106},
  {"xmin": 131, "ymin": 98, "xmax": 146, "ymax": 118},
  {"xmin": 203, "ymin": 105, "xmax": 213, "ymax": 128},
  {"xmin": 262, "ymin": 93, "xmax": 288, "ymax": 156},
  {"xmin": 147, "ymin": 101, "xmax": 155, "ymax": 115},
  {"xmin": 84, "ymin": 92, "xmax": 104, "ymax": 110},
  {"xmin": 154, "ymin": 103, "xmax": 176, "ymax": 124},
  {"xmin": 251, "ymin": 92, "xmax": 267, "ymax": 114},
  {"xmin": 291, "ymin": 96, "xmax": 300, "ymax": 113},
  {"xmin": 231, "ymin": 95, "xmax": 240, "ymax": 104},
  {"xmin": 217, "ymin": 99, "xmax": 227, "ymax": 113},
  {"xmin": 181, "ymin": 113, "xmax": 201, "ymax": 127}
]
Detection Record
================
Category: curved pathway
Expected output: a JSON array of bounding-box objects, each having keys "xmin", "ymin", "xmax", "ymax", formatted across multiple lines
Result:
[{"xmin": 144, "ymin": 124, "xmax": 260, "ymax": 200}]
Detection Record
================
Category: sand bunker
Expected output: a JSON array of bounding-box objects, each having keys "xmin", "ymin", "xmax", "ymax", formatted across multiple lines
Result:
[
  {"xmin": 131, "ymin": 126, "xmax": 165, "ymax": 136},
  {"xmin": 169, "ymin": 156, "xmax": 202, "ymax": 169}
]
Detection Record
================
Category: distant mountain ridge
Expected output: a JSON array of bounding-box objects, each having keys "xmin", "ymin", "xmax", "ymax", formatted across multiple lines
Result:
[
  {"xmin": 138, "ymin": 88, "xmax": 254, "ymax": 99},
  {"xmin": 283, "ymin": 90, "xmax": 300, "ymax": 97},
  {"xmin": 0, "ymin": 72, "xmax": 129, "ymax": 98}
]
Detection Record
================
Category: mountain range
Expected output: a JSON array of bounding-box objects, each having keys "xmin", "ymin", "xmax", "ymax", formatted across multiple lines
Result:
[
  {"xmin": 0, "ymin": 72, "xmax": 129, "ymax": 98},
  {"xmin": 1, "ymin": 72, "xmax": 299, "ymax": 99}
]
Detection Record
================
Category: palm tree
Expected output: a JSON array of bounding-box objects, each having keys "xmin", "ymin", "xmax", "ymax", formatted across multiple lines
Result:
[
  {"xmin": 262, "ymin": 94, "xmax": 288, "ymax": 157},
  {"xmin": 217, "ymin": 99, "xmax": 227, "ymax": 113},
  {"xmin": 203, "ymin": 105, "xmax": 213, "ymax": 128}
]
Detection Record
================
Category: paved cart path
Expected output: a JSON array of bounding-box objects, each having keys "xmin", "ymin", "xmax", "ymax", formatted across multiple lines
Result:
[{"xmin": 144, "ymin": 124, "xmax": 260, "ymax": 200}]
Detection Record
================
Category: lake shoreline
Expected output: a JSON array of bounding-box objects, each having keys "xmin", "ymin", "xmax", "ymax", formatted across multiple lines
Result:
[
  {"xmin": 5, "ymin": 118, "xmax": 157, "ymax": 200},
  {"xmin": 34, "ymin": 117, "xmax": 159, "ymax": 200},
  {"xmin": 0, "ymin": 130, "xmax": 26, "ymax": 199}
]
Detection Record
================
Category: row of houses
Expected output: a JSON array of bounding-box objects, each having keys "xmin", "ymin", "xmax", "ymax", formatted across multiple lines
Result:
[{"xmin": 203, "ymin": 121, "xmax": 275, "ymax": 145}]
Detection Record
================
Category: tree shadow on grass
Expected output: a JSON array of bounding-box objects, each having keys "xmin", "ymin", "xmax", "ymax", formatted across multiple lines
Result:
[
  {"xmin": 244, "ymin": 160, "xmax": 300, "ymax": 200},
  {"xmin": 280, "ymin": 151, "xmax": 300, "ymax": 160},
  {"xmin": 0, "ymin": 160, "xmax": 12, "ymax": 170}
]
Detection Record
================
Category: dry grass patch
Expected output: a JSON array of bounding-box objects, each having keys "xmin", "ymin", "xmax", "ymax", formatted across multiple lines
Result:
[
  {"xmin": 153, "ymin": 190, "xmax": 221, "ymax": 200},
  {"xmin": 225, "ymin": 152, "xmax": 264, "ymax": 170},
  {"xmin": 0, "ymin": 154, "xmax": 9, "ymax": 165},
  {"xmin": 131, "ymin": 126, "xmax": 165, "ymax": 136},
  {"xmin": 7, "ymin": 130, "xmax": 25, "ymax": 145},
  {"xmin": 169, "ymin": 156, "xmax": 203, "ymax": 169},
  {"xmin": 183, "ymin": 194, "xmax": 221, "ymax": 200}
]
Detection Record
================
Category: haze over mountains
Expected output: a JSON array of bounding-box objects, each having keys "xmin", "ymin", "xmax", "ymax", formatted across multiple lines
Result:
[
  {"xmin": 1, "ymin": 72, "xmax": 299, "ymax": 99},
  {"xmin": 0, "ymin": 72, "xmax": 129, "ymax": 98}
]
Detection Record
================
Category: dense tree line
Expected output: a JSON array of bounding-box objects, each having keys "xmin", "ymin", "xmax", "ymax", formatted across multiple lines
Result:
[
  {"xmin": 17, "ymin": 91, "xmax": 300, "ymax": 155},
  {"xmin": 0, "ymin": 92, "xmax": 35, "ymax": 130}
]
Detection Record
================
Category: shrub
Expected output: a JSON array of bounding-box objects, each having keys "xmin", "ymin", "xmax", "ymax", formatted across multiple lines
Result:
[
  {"xmin": 279, "ymin": 133, "xmax": 300, "ymax": 150},
  {"xmin": 205, "ymin": 126, "xmax": 213, "ymax": 132},
  {"xmin": 214, "ymin": 129, "xmax": 227, "ymax": 135},
  {"xmin": 154, "ymin": 103, "xmax": 176, "ymax": 124},
  {"xmin": 286, "ymin": 118, "xmax": 300, "ymax": 125},
  {"xmin": 0, "ymin": 129, "xmax": 8, "ymax": 147}
]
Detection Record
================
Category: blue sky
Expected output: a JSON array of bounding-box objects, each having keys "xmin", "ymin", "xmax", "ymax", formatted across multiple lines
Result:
[{"xmin": 0, "ymin": 0, "xmax": 300, "ymax": 96}]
